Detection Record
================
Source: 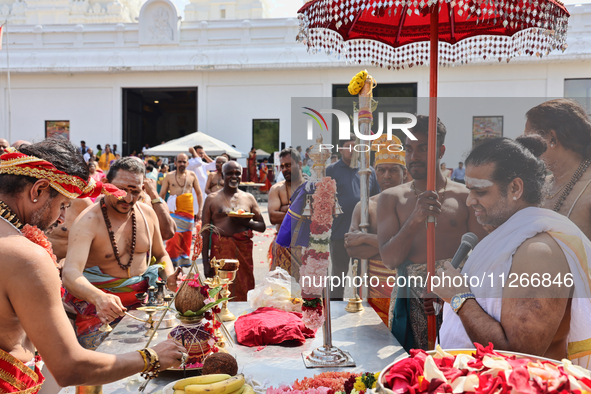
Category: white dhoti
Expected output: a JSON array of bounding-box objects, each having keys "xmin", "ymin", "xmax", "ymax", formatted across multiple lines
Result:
[
  {"xmin": 440, "ymin": 207, "xmax": 591, "ymax": 366},
  {"xmin": 167, "ymin": 194, "xmax": 177, "ymax": 212}
]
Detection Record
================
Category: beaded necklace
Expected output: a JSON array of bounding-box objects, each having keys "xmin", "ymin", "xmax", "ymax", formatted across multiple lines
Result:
[
  {"xmin": 0, "ymin": 200, "xmax": 24, "ymax": 231},
  {"xmin": 550, "ymin": 158, "xmax": 591, "ymax": 212},
  {"xmin": 100, "ymin": 197, "xmax": 136, "ymax": 277}
]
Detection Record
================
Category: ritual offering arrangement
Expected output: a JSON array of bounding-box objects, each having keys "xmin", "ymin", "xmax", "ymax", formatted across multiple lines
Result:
[
  {"xmin": 168, "ymin": 273, "xmax": 228, "ymax": 369},
  {"xmin": 228, "ymin": 209, "xmax": 254, "ymax": 218},
  {"xmin": 377, "ymin": 343, "xmax": 591, "ymax": 394}
]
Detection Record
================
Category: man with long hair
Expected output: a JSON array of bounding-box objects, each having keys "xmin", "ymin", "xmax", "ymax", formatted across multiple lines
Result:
[
  {"xmin": 0, "ymin": 139, "xmax": 184, "ymax": 392},
  {"xmin": 435, "ymin": 135, "xmax": 591, "ymax": 365},
  {"xmin": 525, "ymin": 99, "xmax": 591, "ymax": 240}
]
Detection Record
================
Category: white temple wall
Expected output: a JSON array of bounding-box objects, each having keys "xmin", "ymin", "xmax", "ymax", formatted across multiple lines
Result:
[{"xmin": 1, "ymin": 59, "xmax": 590, "ymax": 165}]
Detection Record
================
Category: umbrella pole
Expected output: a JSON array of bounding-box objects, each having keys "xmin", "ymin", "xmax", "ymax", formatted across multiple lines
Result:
[
  {"xmin": 346, "ymin": 75, "xmax": 375, "ymax": 313},
  {"xmin": 427, "ymin": 4, "xmax": 439, "ymax": 351}
]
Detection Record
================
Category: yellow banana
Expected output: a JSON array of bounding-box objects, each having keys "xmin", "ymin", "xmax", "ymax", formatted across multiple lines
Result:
[
  {"xmin": 174, "ymin": 391, "xmax": 185, "ymax": 394},
  {"xmin": 173, "ymin": 374, "xmax": 231, "ymax": 390},
  {"xmin": 242, "ymin": 384, "xmax": 254, "ymax": 394},
  {"xmin": 227, "ymin": 385, "xmax": 246, "ymax": 394},
  {"xmin": 185, "ymin": 374, "xmax": 245, "ymax": 394}
]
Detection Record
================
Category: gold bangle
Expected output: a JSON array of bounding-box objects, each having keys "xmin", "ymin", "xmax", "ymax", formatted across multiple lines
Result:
[
  {"xmin": 140, "ymin": 348, "xmax": 161, "ymax": 380},
  {"xmin": 136, "ymin": 349, "xmax": 149, "ymax": 373},
  {"xmin": 145, "ymin": 348, "xmax": 158, "ymax": 365}
]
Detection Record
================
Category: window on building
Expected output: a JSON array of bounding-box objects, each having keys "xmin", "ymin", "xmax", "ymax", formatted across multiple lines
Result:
[
  {"xmin": 220, "ymin": 7, "xmax": 226, "ymax": 19},
  {"xmin": 331, "ymin": 83, "xmax": 418, "ymax": 151},
  {"xmin": 565, "ymin": 79, "xmax": 591, "ymax": 115},
  {"xmin": 252, "ymin": 119, "xmax": 279, "ymax": 158}
]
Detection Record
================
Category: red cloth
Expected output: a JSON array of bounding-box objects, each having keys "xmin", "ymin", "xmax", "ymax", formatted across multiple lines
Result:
[
  {"xmin": 234, "ymin": 307, "xmax": 316, "ymax": 347},
  {"xmin": 210, "ymin": 231, "xmax": 255, "ymax": 301},
  {"xmin": 0, "ymin": 349, "xmax": 45, "ymax": 393}
]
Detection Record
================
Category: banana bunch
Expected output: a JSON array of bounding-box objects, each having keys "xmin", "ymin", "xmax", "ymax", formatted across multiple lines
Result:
[{"xmin": 173, "ymin": 374, "xmax": 254, "ymax": 394}]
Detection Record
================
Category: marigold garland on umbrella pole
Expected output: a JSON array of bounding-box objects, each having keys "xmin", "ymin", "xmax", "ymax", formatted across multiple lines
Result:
[{"xmin": 300, "ymin": 176, "xmax": 337, "ymax": 330}]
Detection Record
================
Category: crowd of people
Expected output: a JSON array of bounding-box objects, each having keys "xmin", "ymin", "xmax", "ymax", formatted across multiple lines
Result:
[
  {"xmin": 1, "ymin": 98, "xmax": 591, "ymax": 392},
  {"xmin": 0, "ymin": 135, "xmax": 274, "ymax": 391},
  {"xmin": 268, "ymin": 98, "xmax": 591, "ymax": 367}
]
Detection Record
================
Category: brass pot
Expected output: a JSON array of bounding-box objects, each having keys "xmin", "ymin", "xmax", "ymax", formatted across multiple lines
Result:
[{"xmin": 176, "ymin": 314, "xmax": 205, "ymax": 325}]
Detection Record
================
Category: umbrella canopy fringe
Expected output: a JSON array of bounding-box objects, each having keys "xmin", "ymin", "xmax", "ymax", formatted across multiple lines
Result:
[{"xmin": 298, "ymin": 24, "xmax": 567, "ymax": 69}]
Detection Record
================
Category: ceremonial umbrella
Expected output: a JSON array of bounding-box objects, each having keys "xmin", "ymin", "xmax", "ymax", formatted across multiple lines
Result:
[{"xmin": 296, "ymin": 0, "xmax": 569, "ymax": 349}]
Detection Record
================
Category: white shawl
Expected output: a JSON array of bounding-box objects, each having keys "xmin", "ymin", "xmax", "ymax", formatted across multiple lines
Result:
[{"xmin": 439, "ymin": 207, "xmax": 591, "ymax": 366}]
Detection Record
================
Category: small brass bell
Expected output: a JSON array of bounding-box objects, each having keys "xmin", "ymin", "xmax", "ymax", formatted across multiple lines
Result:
[{"xmin": 303, "ymin": 195, "xmax": 313, "ymax": 217}]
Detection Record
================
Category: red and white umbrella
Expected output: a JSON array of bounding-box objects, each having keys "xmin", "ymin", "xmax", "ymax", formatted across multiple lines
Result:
[{"xmin": 296, "ymin": 0, "xmax": 569, "ymax": 349}]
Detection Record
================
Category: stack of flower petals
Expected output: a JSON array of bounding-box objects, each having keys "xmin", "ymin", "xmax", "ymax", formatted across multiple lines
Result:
[{"xmin": 384, "ymin": 343, "xmax": 591, "ymax": 394}]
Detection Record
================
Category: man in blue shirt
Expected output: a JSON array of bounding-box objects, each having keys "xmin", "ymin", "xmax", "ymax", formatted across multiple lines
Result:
[
  {"xmin": 451, "ymin": 162, "xmax": 465, "ymax": 184},
  {"xmin": 326, "ymin": 133, "xmax": 380, "ymax": 299}
]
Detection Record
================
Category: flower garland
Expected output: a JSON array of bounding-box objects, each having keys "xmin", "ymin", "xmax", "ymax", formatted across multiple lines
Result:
[
  {"xmin": 300, "ymin": 177, "xmax": 337, "ymax": 330},
  {"xmin": 23, "ymin": 224, "xmax": 58, "ymax": 267},
  {"xmin": 186, "ymin": 276, "xmax": 223, "ymax": 351},
  {"xmin": 192, "ymin": 221, "xmax": 203, "ymax": 260}
]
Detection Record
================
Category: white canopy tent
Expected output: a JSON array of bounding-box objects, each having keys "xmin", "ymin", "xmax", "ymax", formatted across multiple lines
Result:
[
  {"xmin": 255, "ymin": 149, "xmax": 271, "ymax": 159},
  {"xmin": 143, "ymin": 131, "xmax": 245, "ymax": 158}
]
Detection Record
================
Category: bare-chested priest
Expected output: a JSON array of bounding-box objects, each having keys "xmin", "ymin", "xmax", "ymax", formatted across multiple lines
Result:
[
  {"xmin": 0, "ymin": 140, "xmax": 184, "ymax": 391},
  {"xmin": 268, "ymin": 148, "xmax": 303, "ymax": 279},
  {"xmin": 345, "ymin": 135, "xmax": 407, "ymax": 326},
  {"xmin": 160, "ymin": 153, "xmax": 204, "ymax": 267},
  {"xmin": 63, "ymin": 158, "xmax": 181, "ymax": 350},
  {"xmin": 377, "ymin": 115, "xmax": 487, "ymax": 351},
  {"xmin": 202, "ymin": 161, "xmax": 266, "ymax": 301}
]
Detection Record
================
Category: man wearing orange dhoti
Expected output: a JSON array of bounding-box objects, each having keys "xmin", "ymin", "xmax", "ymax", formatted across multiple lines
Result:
[{"xmin": 160, "ymin": 153, "xmax": 204, "ymax": 267}]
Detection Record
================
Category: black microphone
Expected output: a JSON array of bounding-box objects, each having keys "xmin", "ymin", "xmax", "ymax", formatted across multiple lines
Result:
[{"xmin": 450, "ymin": 232, "xmax": 479, "ymax": 269}]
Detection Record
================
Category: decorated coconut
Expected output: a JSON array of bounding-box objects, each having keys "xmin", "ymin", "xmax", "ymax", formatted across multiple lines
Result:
[
  {"xmin": 174, "ymin": 273, "xmax": 205, "ymax": 314},
  {"xmin": 168, "ymin": 273, "xmax": 229, "ymax": 368}
]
